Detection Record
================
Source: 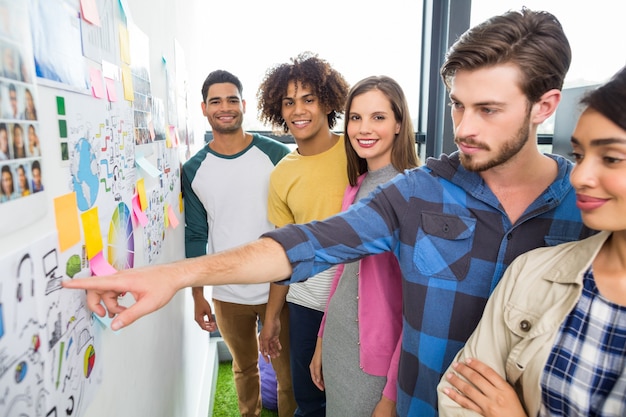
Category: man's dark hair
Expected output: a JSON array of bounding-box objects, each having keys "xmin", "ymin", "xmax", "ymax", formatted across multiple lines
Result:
[
  {"xmin": 257, "ymin": 51, "xmax": 349, "ymax": 133},
  {"xmin": 201, "ymin": 70, "xmax": 243, "ymax": 103},
  {"xmin": 441, "ymin": 7, "xmax": 571, "ymax": 104}
]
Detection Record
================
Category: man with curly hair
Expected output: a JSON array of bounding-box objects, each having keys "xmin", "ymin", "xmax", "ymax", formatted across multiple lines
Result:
[{"xmin": 256, "ymin": 52, "xmax": 350, "ymax": 417}]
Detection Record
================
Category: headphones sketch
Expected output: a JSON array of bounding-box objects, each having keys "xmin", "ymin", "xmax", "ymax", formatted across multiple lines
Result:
[{"xmin": 16, "ymin": 253, "xmax": 34, "ymax": 302}]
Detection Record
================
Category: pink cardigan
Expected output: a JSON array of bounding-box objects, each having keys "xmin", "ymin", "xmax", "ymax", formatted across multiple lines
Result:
[{"xmin": 318, "ymin": 173, "xmax": 403, "ymax": 401}]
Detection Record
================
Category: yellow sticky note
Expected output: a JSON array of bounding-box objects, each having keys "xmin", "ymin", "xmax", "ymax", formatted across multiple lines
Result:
[
  {"xmin": 165, "ymin": 126, "xmax": 172, "ymax": 148},
  {"xmin": 53, "ymin": 192, "xmax": 81, "ymax": 252},
  {"xmin": 179, "ymin": 192, "xmax": 183, "ymax": 213},
  {"xmin": 137, "ymin": 178, "xmax": 147, "ymax": 212},
  {"xmin": 122, "ymin": 66, "xmax": 134, "ymax": 101},
  {"xmin": 164, "ymin": 203, "xmax": 169, "ymax": 228},
  {"xmin": 81, "ymin": 207, "xmax": 103, "ymax": 260},
  {"xmin": 119, "ymin": 24, "xmax": 131, "ymax": 64}
]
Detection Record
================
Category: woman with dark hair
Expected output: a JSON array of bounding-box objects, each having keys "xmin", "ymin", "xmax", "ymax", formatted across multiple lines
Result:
[
  {"xmin": 17, "ymin": 164, "xmax": 29, "ymax": 196},
  {"xmin": 12, "ymin": 123, "xmax": 25, "ymax": 159},
  {"xmin": 439, "ymin": 66, "xmax": 626, "ymax": 417},
  {"xmin": 0, "ymin": 123, "xmax": 10, "ymax": 160},
  {"xmin": 1, "ymin": 164, "xmax": 15, "ymax": 202}
]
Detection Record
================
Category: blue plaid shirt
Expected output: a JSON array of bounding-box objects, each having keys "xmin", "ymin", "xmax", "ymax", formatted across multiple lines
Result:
[
  {"xmin": 265, "ymin": 152, "xmax": 592, "ymax": 416},
  {"xmin": 541, "ymin": 268, "xmax": 626, "ymax": 416}
]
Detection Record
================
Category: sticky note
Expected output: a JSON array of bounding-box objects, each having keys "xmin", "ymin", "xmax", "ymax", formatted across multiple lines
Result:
[
  {"xmin": 135, "ymin": 156, "xmax": 161, "ymax": 178},
  {"xmin": 58, "ymin": 120, "xmax": 68, "ymax": 138},
  {"xmin": 119, "ymin": 24, "xmax": 131, "ymax": 64},
  {"xmin": 90, "ymin": 67, "xmax": 104, "ymax": 98},
  {"xmin": 132, "ymin": 193, "xmax": 148, "ymax": 226},
  {"xmin": 122, "ymin": 66, "xmax": 134, "ymax": 101},
  {"xmin": 90, "ymin": 251, "xmax": 117, "ymax": 276},
  {"xmin": 168, "ymin": 205, "xmax": 179, "ymax": 229},
  {"xmin": 53, "ymin": 192, "xmax": 81, "ymax": 252},
  {"xmin": 80, "ymin": 0, "xmax": 101, "ymax": 26},
  {"xmin": 136, "ymin": 178, "xmax": 147, "ymax": 211},
  {"xmin": 105, "ymin": 78, "xmax": 118, "ymax": 102},
  {"xmin": 165, "ymin": 126, "xmax": 171, "ymax": 148},
  {"xmin": 56, "ymin": 96, "xmax": 66, "ymax": 115},
  {"xmin": 81, "ymin": 207, "xmax": 103, "ymax": 260}
]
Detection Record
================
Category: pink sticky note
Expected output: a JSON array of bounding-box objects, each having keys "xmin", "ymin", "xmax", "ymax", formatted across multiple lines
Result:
[
  {"xmin": 168, "ymin": 205, "xmax": 179, "ymax": 229},
  {"xmin": 90, "ymin": 251, "xmax": 117, "ymax": 276},
  {"xmin": 80, "ymin": 0, "xmax": 101, "ymax": 26},
  {"xmin": 132, "ymin": 194, "xmax": 148, "ymax": 226},
  {"xmin": 105, "ymin": 78, "xmax": 118, "ymax": 102},
  {"xmin": 90, "ymin": 68, "xmax": 104, "ymax": 98}
]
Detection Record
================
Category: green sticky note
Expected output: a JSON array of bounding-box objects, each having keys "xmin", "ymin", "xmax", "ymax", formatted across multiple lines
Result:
[
  {"xmin": 58, "ymin": 119, "xmax": 67, "ymax": 138},
  {"xmin": 56, "ymin": 96, "xmax": 66, "ymax": 115}
]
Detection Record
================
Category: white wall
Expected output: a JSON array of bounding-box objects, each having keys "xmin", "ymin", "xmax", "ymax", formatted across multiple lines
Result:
[{"xmin": 0, "ymin": 0, "xmax": 216, "ymax": 416}]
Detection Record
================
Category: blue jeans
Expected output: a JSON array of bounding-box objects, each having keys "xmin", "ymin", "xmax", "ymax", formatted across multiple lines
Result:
[{"xmin": 288, "ymin": 302, "xmax": 326, "ymax": 417}]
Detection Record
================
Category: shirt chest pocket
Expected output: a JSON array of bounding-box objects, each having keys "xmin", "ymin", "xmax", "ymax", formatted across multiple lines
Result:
[{"xmin": 413, "ymin": 211, "xmax": 475, "ymax": 280}]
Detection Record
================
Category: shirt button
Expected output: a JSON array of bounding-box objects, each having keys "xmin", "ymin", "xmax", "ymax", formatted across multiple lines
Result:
[
  {"xmin": 519, "ymin": 320, "xmax": 531, "ymax": 332},
  {"xmin": 507, "ymin": 233, "xmax": 513, "ymax": 240}
]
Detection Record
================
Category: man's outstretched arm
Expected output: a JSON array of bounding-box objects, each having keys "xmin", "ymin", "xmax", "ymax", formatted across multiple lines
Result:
[{"xmin": 62, "ymin": 238, "xmax": 292, "ymax": 330}]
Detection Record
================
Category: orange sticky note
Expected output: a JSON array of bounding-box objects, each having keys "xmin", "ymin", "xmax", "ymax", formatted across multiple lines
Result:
[
  {"xmin": 136, "ymin": 178, "xmax": 147, "ymax": 211},
  {"xmin": 122, "ymin": 66, "xmax": 134, "ymax": 101},
  {"xmin": 90, "ymin": 67, "xmax": 104, "ymax": 98},
  {"xmin": 168, "ymin": 204, "xmax": 179, "ymax": 229},
  {"xmin": 80, "ymin": 0, "xmax": 101, "ymax": 26},
  {"xmin": 179, "ymin": 192, "xmax": 183, "ymax": 213},
  {"xmin": 81, "ymin": 207, "xmax": 103, "ymax": 260},
  {"xmin": 105, "ymin": 78, "xmax": 117, "ymax": 102},
  {"xmin": 53, "ymin": 192, "xmax": 81, "ymax": 252}
]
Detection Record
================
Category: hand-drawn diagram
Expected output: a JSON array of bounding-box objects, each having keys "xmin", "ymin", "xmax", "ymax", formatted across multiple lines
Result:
[
  {"xmin": 0, "ymin": 232, "xmax": 101, "ymax": 417},
  {"xmin": 143, "ymin": 186, "xmax": 165, "ymax": 265},
  {"xmin": 64, "ymin": 92, "xmax": 136, "ymax": 272}
]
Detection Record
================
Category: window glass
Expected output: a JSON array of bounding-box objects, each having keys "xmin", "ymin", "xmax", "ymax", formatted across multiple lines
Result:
[
  {"xmin": 471, "ymin": 1, "xmax": 625, "ymax": 136},
  {"xmin": 201, "ymin": 0, "xmax": 423, "ymax": 133},
  {"xmin": 471, "ymin": 1, "xmax": 624, "ymax": 85}
]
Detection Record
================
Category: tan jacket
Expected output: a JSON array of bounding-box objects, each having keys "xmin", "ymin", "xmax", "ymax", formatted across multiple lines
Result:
[{"xmin": 438, "ymin": 231, "xmax": 609, "ymax": 417}]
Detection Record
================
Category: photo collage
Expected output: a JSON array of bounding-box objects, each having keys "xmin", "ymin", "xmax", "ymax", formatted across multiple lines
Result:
[{"xmin": 0, "ymin": 5, "xmax": 42, "ymax": 204}]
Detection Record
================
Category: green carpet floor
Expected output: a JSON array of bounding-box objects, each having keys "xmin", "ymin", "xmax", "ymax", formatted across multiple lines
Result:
[{"xmin": 212, "ymin": 361, "xmax": 279, "ymax": 417}]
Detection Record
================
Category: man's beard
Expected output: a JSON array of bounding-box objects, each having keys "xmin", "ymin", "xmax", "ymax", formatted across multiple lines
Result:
[
  {"xmin": 457, "ymin": 112, "xmax": 531, "ymax": 172},
  {"xmin": 211, "ymin": 114, "xmax": 243, "ymax": 134},
  {"xmin": 212, "ymin": 122, "xmax": 242, "ymax": 134}
]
